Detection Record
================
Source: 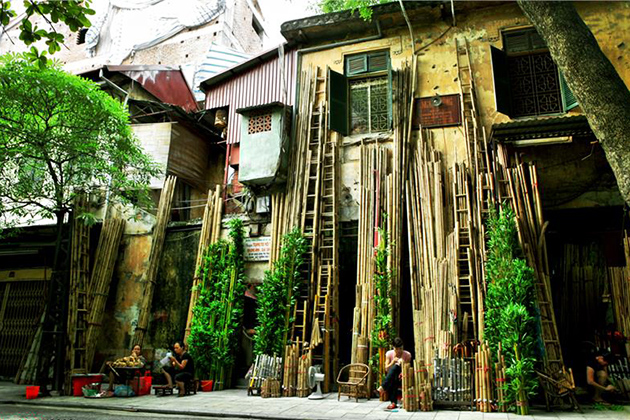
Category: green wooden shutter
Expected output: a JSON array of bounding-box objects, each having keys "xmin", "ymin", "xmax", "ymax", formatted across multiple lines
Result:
[
  {"xmin": 346, "ymin": 54, "xmax": 368, "ymax": 76},
  {"xmin": 328, "ymin": 67, "xmax": 349, "ymax": 135},
  {"xmin": 368, "ymin": 51, "xmax": 388, "ymax": 72},
  {"xmin": 387, "ymin": 56, "xmax": 393, "ymax": 129},
  {"xmin": 559, "ymin": 70, "xmax": 578, "ymax": 111},
  {"xmin": 490, "ymin": 46, "xmax": 512, "ymax": 117}
]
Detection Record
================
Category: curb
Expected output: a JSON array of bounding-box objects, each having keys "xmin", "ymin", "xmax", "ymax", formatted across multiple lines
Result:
[{"xmin": 0, "ymin": 399, "xmax": 330, "ymax": 420}]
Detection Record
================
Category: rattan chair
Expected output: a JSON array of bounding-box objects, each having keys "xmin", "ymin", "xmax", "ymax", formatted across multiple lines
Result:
[{"xmin": 336, "ymin": 363, "xmax": 371, "ymax": 402}]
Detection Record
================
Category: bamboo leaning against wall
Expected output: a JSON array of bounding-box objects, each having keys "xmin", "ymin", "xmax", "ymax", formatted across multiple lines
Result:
[
  {"xmin": 133, "ymin": 175, "xmax": 177, "ymax": 346},
  {"xmin": 85, "ymin": 218, "xmax": 126, "ymax": 369},
  {"xmin": 184, "ymin": 185, "xmax": 223, "ymax": 342}
]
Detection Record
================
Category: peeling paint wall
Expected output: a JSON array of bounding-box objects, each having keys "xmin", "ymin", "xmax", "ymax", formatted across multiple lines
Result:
[{"xmin": 298, "ymin": 1, "xmax": 630, "ymax": 216}]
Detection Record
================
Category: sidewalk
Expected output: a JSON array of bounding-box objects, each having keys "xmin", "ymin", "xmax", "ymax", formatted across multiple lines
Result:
[{"xmin": 1, "ymin": 382, "xmax": 628, "ymax": 420}]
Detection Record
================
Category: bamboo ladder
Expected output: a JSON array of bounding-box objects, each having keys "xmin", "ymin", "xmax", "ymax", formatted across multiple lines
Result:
[{"xmin": 66, "ymin": 196, "xmax": 91, "ymax": 392}]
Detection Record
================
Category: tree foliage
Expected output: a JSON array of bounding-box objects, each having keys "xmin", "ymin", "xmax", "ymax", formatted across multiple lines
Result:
[
  {"xmin": 254, "ymin": 228, "xmax": 307, "ymax": 356},
  {"xmin": 484, "ymin": 206, "xmax": 539, "ymax": 414},
  {"xmin": 317, "ymin": 0, "xmax": 389, "ymax": 20},
  {"xmin": 0, "ymin": 1, "xmax": 95, "ymax": 67},
  {"xmin": 188, "ymin": 218, "xmax": 246, "ymax": 387},
  {"xmin": 0, "ymin": 56, "xmax": 159, "ymax": 234}
]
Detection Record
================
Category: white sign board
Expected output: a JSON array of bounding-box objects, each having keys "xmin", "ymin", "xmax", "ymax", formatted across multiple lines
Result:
[{"xmin": 244, "ymin": 236, "xmax": 272, "ymax": 261}]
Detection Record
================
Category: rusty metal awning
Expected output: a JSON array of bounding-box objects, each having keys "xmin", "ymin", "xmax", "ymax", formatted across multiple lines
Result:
[{"xmin": 491, "ymin": 115, "xmax": 592, "ymax": 143}]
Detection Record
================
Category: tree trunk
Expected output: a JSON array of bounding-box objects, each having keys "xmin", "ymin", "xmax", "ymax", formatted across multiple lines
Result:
[{"xmin": 517, "ymin": 1, "xmax": 630, "ymax": 206}]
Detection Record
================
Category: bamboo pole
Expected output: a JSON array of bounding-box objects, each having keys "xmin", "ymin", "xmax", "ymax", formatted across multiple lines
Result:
[{"xmin": 134, "ymin": 175, "xmax": 177, "ymax": 346}]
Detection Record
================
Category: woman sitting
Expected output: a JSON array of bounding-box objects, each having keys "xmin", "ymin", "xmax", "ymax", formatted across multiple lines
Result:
[
  {"xmin": 107, "ymin": 344, "xmax": 146, "ymax": 392},
  {"xmin": 162, "ymin": 341, "xmax": 195, "ymax": 397}
]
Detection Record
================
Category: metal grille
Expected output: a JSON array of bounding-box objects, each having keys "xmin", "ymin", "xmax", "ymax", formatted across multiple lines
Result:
[
  {"xmin": 508, "ymin": 52, "xmax": 562, "ymax": 117},
  {"xmin": 350, "ymin": 76, "xmax": 388, "ymax": 134},
  {"xmin": 247, "ymin": 111, "xmax": 272, "ymax": 134},
  {"xmin": 0, "ymin": 280, "xmax": 46, "ymax": 377}
]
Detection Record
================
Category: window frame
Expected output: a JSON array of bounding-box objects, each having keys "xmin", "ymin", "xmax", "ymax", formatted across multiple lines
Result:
[
  {"xmin": 491, "ymin": 27, "xmax": 578, "ymax": 119},
  {"xmin": 328, "ymin": 50, "xmax": 393, "ymax": 136}
]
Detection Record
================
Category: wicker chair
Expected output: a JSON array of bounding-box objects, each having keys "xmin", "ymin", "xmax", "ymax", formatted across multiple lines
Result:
[
  {"xmin": 336, "ymin": 363, "xmax": 371, "ymax": 402},
  {"xmin": 536, "ymin": 369, "xmax": 582, "ymax": 413}
]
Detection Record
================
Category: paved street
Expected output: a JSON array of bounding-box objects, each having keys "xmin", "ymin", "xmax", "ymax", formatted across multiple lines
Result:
[{"xmin": 1, "ymin": 382, "xmax": 628, "ymax": 420}]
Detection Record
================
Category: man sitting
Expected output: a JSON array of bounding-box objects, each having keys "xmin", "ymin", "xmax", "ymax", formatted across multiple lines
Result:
[
  {"xmin": 586, "ymin": 350, "xmax": 616, "ymax": 404},
  {"xmin": 162, "ymin": 341, "xmax": 195, "ymax": 397},
  {"xmin": 377, "ymin": 337, "xmax": 412, "ymax": 410}
]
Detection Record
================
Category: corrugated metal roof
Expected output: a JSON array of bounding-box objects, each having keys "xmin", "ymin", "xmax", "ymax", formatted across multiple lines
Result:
[{"xmin": 204, "ymin": 47, "xmax": 297, "ymax": 145}]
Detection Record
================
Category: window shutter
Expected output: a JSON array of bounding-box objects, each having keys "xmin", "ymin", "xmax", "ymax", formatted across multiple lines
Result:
[
  {"xmin": 328, "ymin": 67, "xmax": 349, "ymax": 135},
  {"xmin": 490, "ymin": 46, "xmax": 512, "ymax": 117},
  {"xmin": 368, "ymin": 51, "xmax": 388, "ymax": 72},
  {"xmin": 387, "ymin": 60, "xmax": 393, "ymax": 129},
  {"xmin": 346, "ymin": 54, "xmax": 368, "ymax": 76},
  {"xmin": 504, "ymin": 32, "xmax": 531, "ymax": 53},
  {"xmin": 559, "ymin": 70, "xmax": 578, "ymax": 111}
]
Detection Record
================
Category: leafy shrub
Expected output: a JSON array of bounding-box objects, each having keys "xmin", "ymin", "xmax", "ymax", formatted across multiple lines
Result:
[{"xmin": 254, "ymin": 228, "xmax": 307, "ymax": 356}]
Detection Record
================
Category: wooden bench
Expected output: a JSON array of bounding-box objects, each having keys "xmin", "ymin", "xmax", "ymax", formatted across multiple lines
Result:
[{"xmin": 337, "ymin": 363, "xmax": 370, "ymax": 402}]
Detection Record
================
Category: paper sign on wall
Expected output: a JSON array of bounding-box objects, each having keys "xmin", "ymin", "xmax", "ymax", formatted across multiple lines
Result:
[{"xmin": 244, "ymin": 236, "xmax": 271, "ymax": 261}]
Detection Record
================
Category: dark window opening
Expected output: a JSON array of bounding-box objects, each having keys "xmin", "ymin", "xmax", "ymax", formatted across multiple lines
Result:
[
  {"xmin": 491, "ymin": 28, "xmax": 578, "ymax": 119},
  {"xmin": 252, "ymin": 16, "xmax": 264, "ymax": 40},
  {"xmin": 76, "ymin": 28, "xmax": 88, "ymax": 45}
]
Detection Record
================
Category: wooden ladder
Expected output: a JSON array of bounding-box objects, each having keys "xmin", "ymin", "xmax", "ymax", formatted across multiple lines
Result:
[
  {"xmin": 66, "ymin": 201, "xmax": 91, "ymax": 392},
  {"xmin": 453, "ymin": 164, "xmax": 476, "ymax": 340}
]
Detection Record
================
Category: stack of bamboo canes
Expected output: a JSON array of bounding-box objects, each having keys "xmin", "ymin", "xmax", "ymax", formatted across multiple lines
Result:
[
  {"xmin": 248, "ymin": 354, "xmax": 282, "ymax": 393},
  {"xmin": 495, "ymin": 343, "xmax": 507, "ymax": 412},
  {"xmin": 610, "ymin": 233, "xmax": 630, "ymax": 356},
  {"xmin": 401, "ymin": 360, "xmax": 418, "ymax": 411},
  {"xmin": 283, "ymin": 340, "xmax": 299, "ymax": 396},
  {"xmin": 85, "ymin": 217, "xmax": 125, "ymax": 369},
  {"xmin": 134, "ymin": 175, "xmax": 176, "ymax": 346},
  {"xmin": 406, "ymin": 132, "xmax": 457, "ymax": 367},
  {"xmin": 184, "ymin": 185, "xmax": 223, "ymax": 343},
  {"xmin": 474, "ymin": 342, "xmax": 492, "ymax": 412},
  {"xmin": 433, "ymin": 357, "xmax": 472, "ymax": 404},
  {"xmin": 261, "ymin": 378, "xmax": 281, "ymax": 398},
  {"xmin": 296, "ymin": 348, "xmax": 312, "ymax": 397}
]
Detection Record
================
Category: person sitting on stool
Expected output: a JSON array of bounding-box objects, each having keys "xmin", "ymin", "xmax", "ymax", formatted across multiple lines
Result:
[
  {"xmin": 163, "ymin": 341, "xmax": 195, "ymax": 397},
  {"xmin": 378, "ymin": 337, "xmax": 412, "ymax": 410},
  {"xmin": 586, "ymin": 350, "xmax": 616, "ymax": 404}
]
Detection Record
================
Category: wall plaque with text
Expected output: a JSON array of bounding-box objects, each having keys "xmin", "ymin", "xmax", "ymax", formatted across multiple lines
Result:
[{"xmin": 412, "ymin": 94, "xmax": 462, "ymax": 129}]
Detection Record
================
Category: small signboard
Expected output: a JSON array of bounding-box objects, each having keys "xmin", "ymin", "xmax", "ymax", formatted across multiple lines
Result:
[
  {"xmin": 244, "ymin": 236, "xmax": 272, "ymax": 261},
  {"xmin": 412, "ymin": 94, "xmax": 462, "ymax": 129}
]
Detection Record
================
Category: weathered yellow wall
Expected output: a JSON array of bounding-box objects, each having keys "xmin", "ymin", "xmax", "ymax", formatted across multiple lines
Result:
[{"xmin": 298, "ymin": 1, "xmax": 630, "ymax": 215}]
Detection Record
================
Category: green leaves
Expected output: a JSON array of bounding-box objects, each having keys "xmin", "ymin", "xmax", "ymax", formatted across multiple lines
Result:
[
  {"xmin": 317, "ymin": 0, "xmax": 390, "ymax": 20},
  {"xmin": 484, "ymin": 206, "xmax": 539, "ymax": 413},
  {"xmin": 0, "ymin": 57, "xmax": 160, "ymax": 234},
  {"xmin": 188, "ymin": 219, "xmax": 247, "ymax": 384},
  {"xmin": 1, "ymin": 0, "xmax": 94, "ymax": 64},
  {"xmin": 254, "ymin": 228, "xmax": 307, "ymax": 356}
]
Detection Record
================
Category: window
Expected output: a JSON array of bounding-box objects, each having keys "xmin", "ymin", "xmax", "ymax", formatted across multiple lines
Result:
[
  {"xmin": 328, "ymin": 50, "xmax": 392, "ymax": 136},
  {"xmin": 491, "ymin": 28, "xmax": 577, "ymax": 118},
  {"xmin": 252, "ymin": 16, "xmax": 264, "ymax": 41}
]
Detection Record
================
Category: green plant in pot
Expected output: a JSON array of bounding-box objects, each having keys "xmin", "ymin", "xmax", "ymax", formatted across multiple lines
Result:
[
  {"xmin": 254, "ymin": 227, "xmax": 307, "ymax": 356},
  {"xmin": 484, "ymin": 206, "xmax": 539, "ymax": 415},
  {"xmin": 188, "ymin": 218, "xmax": 246, "ymax": 390}
]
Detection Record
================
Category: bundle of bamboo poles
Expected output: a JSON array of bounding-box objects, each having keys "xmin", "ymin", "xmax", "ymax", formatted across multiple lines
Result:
[
  {"xmin": 495, "ymin": 343, "xmax": 507, "ymax": 413},
  {"xmin": 433, "ymin": 357, "xmax": 472, "ymax": 404},
  {"xmin": 474, "ymin": 342, "xmax": 492, "ymax": 412},
  {"xmin": 248, "ymin": 354, "xmax": 282, "ymax": 393},
  {"xmin": 134, "ymin": 175, "xmax": 176, "ymax": 346},
  {"xmin": 406, "ymin": 133, "xmax": 457, "ymax": 366},
  {"xmin": 85, "ymin": 217, "xmax": 125, "ymax": 369},
  {"xmin": 283, "ymin": 340, "xmax": 299, "ymax": 397},
  {"xmin": 401, "ymin": 361, "xmax": 418, "ymax": 412},
  {"xmin": 610, "ymin": 233, "xmax": 630, "ymax": 355},
  {"xmin": 296, "ymin": 348, "xmax": 312, "ymax": 397},
  {"xmin": 261, "ymin": 378, "xmax": 281, "ymax": 398},
  {"xmin": 184, "ymin": 185, "xmax": 223, "ymax": 343}
]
